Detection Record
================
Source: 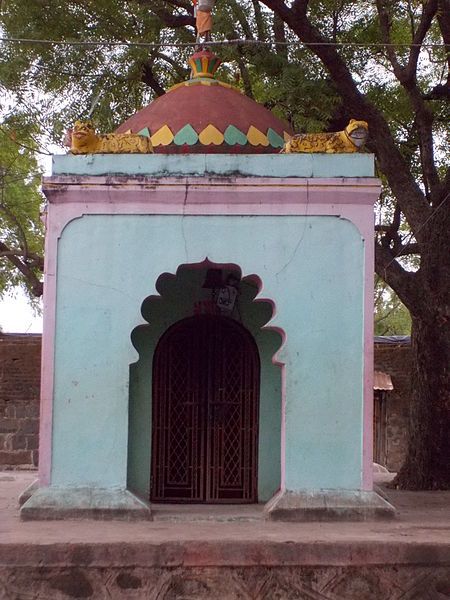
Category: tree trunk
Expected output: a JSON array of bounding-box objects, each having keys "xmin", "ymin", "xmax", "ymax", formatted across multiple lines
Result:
[
  {"xmin": 395, "ymin": 314, "xmax": 450, "ymax": 489},
  {"xmin": 395, "ymin": 200, "xmax": 450, "ymax": 490}
]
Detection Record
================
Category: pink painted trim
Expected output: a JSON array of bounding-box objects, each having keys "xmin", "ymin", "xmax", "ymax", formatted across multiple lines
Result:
[
  {"xmin": 44, "ymin": 175, "xmax": 378, "ymax": 187},
  {"xmin": 362, "ymin": 216, "xmax": 375, "ymax": 491},
  {"xmin": 38, "ymin": 204, "xmax": 85, "ymax": 486},
  {"xmin": 43, "ymin": 177, "xmax": 379, "ymax": 208},
  {"xmin": 38, "ymin": 211, "xmax": 59, "ymax": 485}
]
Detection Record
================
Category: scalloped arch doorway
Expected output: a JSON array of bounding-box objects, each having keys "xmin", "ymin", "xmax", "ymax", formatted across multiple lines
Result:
[{"xmin": 128, "ymin": 261, "xmax": 283, "ymax": 504}]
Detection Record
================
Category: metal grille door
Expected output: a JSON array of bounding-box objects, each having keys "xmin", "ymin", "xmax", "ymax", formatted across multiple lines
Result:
[{"xmin": 151, "ymin": 315, "xmax": 259, "ymax": 503}]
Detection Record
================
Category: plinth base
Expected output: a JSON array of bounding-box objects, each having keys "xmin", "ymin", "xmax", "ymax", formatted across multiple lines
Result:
[
  {"xmin": 265, "ymin": 490, "xmax": 396, "ymax": 522},
  {"xmin": 2, "ymin": 472, "xmax": 447, "ymax": 600},
  {"xmin": 18, "ymin": 478, "xmax": 39, "ymax": 506},
  {"xmin": 20, "ymin": 486, "xmax": 152, "ymax": 521}
]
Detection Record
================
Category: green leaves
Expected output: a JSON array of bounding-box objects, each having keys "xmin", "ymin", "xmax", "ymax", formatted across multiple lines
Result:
[
  {"xmin": 374, "ymin": 277, "xmax": 412, "ymax": 336},
  {"xmin": 0, "ymin": 0, "xmax": 448, "ymax": 300},
  {"xmin": 0, "ymin": 116, "xmax": 44, "ymax": 298}
]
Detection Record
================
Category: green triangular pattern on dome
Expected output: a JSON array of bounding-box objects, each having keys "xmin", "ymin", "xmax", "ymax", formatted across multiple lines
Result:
[
  {"xmin": 224, "ymin": 125, "xmax": 247, "ymax": 146},
  {"xmin": 138, "ymin": 127, "xmax": 151, "ymax": 138},
  {"xmin": 174, "ymin": 124, "xmax": 199, "ymax": 146},
  {"xmin": 267, "ymin": 128, "xmax": 284, "ymax": 148}
]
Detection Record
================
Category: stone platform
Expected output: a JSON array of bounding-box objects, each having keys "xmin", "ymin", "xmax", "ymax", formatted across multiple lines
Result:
[{"xmin": 1, "ymin": 472, "xmax": 449, "ymax": 599}]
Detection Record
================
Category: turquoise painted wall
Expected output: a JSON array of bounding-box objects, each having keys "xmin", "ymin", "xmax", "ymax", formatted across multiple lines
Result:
[
  {"xmin": 52, "ymin": 153, "xmax": 375, "ymax": 178},
  {"xmin": 127, "ymin": 267, "xmax": 282, "ymax": 502},
  {"xmin": 52, "ymin": 214, "xmax": 364, "ymax": 492}
]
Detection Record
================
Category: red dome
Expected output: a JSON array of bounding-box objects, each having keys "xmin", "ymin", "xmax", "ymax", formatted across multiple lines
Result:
[{"xmin": 116, "ymin": 51, "xmax": 292, "ymax": 154}]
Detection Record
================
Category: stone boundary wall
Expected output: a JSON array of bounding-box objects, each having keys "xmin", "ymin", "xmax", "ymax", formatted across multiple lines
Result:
[
  {"xmin": 0, "ymin": 564, "xmax": 448, "ymax": 599},
  {"xmin": 374, "ymin": 342, "xmax": 412, "ymax": 472},
  {"xmin": 0, "ymin": 333, "xmax": 41, "ymax": 469}
]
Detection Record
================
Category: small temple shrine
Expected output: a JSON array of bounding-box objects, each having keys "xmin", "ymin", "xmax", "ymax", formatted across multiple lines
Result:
[{"xmin": 20, "ymin": 44, "xmax": 394, "ymax": 520}]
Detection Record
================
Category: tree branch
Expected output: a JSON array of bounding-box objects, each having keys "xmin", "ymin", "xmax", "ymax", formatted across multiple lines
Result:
[
  {"xmin": 375, "ymin": 300, "xmax": 404, "ymax": 329},
  {"xmin": 440, "ymin": 166, "xmax": 450, "ymax": 202},
  {"xmin": 223, "ymin": 11, "xmax": 255, "ymax": 98},
  {"xmin": 229, "ymin": 0, "xmax": 255, "ymax": 40},
  {"xmin": 376, "ymin": 0, "xmax": 406, "ymax": 81},
  {"xmin": 406, "ymin": 0, "xmax": 417, "ymax": 39},
  {"xmin": 141, "ymin": 61, "xmax": 166, "ymax": 96},
  {"xmin": 132, "ymin": 1, "xmax": 195, "ymax": 28},
  {"xmin": 424, "ymin": 83, "xmax": 450, "ymax": 100},
  {"xmin": 407, "ymin": 0, "xmax": 438, "ymax": 79},
  {"xmin": 376, "ymin": 1, "xmax": 440, "ymax": 196},
  {"xmin": 292, "ymin": 0, "xmax": 310, "ymax": 15},
  {"xmin": 154, "ymin": 52, "xmax": 190, "ymax": 79},
  {"xmin": 396, "ymin": 243, "xmax": 420, "ymax": 256},
  {"xmin": 0, "ymin": 241, "xmax": 43, "ymax": 297},
  {"xmin": 273, "ymin": 11, "xmax": 287, "ymax": 58},
  {"xmin": 377, "ymin": 203, "xmax": 405, "ymax": 253},
  {"xmin": 260, "ymin": 0, "xmax": 432, "ymax": 238},
  {"xmin": 406, "ymin": 1, "xmax": 441, "ymax": 196},
  {"xmin": 0, "ymin": 201, "xmax": 29, "ymax": 257},
  {"xmin": 154, "ymin": 9, "xmax": 195, "ymax": 28},
  {"xmin": 236, "ymin": 55, "xmax": 254, "ymax": 99},
  {"xmin": 375, "ymin": 241, "xmax": 419, "ymax": 314},
  {"xmin": 392, "ymin": 203, "xmax": 402, "ymax": 231},
  {"xmin": 252, "ymin": 0, "xmax": 267, "ymax": 42},
  {"xmin": 0, "ymin": 249, "xmax": 44, "ymax": 267},
  {"xmin": 437, "ymin": 0, "xmax": 450, "ymax": 86},
  {"xmin": 164, "ymin": 0, "xmax": 193, "ymax": 12}
]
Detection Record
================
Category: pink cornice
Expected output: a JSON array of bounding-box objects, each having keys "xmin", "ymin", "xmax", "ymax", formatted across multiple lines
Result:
[
  {"xmin": 42, "ymin": 176, "xmax": 380, "ymax": 244},
  {"xmin": 43, "ymin": 176, "xmax": 379, "ymax": 206}
]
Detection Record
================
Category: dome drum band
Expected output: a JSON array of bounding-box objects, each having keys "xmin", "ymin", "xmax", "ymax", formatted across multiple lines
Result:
[{"xmin": 139, "ymin": 124, "xmax": 286, "ymax": 148}]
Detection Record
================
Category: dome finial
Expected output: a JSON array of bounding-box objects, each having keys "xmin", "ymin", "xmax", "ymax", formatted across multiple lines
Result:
[{"xmin": 189, "ymin": 49, "xmax": 221, "ymax": 79}]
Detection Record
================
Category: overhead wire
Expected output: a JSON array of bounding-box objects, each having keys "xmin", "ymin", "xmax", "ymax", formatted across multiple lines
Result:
[{"xmin": 0, "ymin": 36, "xmax": 448, "ymax": 49}]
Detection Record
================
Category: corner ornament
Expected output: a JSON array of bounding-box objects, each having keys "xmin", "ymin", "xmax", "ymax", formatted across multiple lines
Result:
[
  {"xmin": 282, "ymin": 119, "xmax": 369, "ymax": 153},
  {"xmin": 69, "ymin": 121, "xmax": 154, "ymax": 154}
]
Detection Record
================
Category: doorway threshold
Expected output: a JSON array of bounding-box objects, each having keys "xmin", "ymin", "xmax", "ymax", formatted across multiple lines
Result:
[{"xmin": 151, "ymin": 503, "xmax": 265, "ymax": 523}]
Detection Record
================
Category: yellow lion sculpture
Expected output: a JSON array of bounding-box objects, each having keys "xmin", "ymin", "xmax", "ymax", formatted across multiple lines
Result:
[
  {"xmin": 70, "ymin": 121, "xmax": 153, "ymax": 154},
  {"xmin": 282, "ymin": 119, "xmax": 369, "ymax": 154}
]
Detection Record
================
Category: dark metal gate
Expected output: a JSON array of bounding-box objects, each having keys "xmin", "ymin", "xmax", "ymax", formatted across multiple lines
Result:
[{"xmin": 151, "ymin": 315, "xmax": 259, "ymax": 503}]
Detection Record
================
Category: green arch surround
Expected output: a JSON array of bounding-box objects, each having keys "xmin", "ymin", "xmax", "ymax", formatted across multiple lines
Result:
[{"xmin": 128, "ymin": 264, "xmax": 283, "ymax": 502}]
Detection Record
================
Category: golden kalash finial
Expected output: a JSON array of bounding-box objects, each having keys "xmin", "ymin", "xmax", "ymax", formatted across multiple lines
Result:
[{"xmin": 192, "ymin": 0, "xmax": 216, "ymax": 46}]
